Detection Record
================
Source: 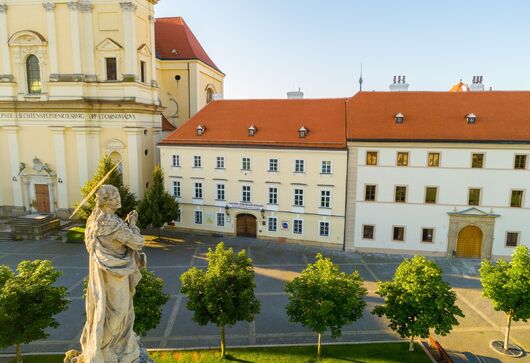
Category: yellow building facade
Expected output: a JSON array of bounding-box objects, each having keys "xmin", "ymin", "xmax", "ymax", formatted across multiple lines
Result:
[{"xmin": 0, "ymin": 1, "xmax": 223, "ymax": 218}]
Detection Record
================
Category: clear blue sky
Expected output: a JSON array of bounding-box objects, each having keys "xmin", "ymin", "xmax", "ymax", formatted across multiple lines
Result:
[{"xmin": 155, "ymin": 0, "xmax": 530, "ymax": 99}]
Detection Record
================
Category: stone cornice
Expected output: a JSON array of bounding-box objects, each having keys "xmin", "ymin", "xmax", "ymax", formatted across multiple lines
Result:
[
  {"xmin": 68, "ymin": 1, "xmax": 93, "ymax": 12},
  {"xmin": 120, "ymin": 2, "xmax": 137, "ymax": 12}
]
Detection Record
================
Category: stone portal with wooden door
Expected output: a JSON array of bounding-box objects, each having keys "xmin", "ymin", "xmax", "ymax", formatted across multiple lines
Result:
[
  {"xmin": 456, "ymin": 225, "xmax": 483, "ymax": 258},
  {"xmin": 236, "ymin": 214, "xmax": 257, "ymax": 238},
  {"xmin": 34, "ymin": 184, "xmax": 51, "ymax": 213}
]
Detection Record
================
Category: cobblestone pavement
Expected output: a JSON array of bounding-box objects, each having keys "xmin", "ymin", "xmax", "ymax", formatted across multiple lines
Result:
[{"xmin": 0, "ymin": 231, "xmax": 527, "ymax": 362}]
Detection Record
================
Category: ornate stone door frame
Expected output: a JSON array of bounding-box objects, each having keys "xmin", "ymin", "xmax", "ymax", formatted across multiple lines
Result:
[{"xmin": 447, "ymin": 208, "xmax": 500, "ymax": 259}]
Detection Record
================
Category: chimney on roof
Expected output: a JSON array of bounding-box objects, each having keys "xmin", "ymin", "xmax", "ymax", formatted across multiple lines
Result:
[
  {"xmin": 287, "ymin": 88, "xmax": 304, "ymax": 99},
  {"xmin": 389, "ymin": 75, "xmax": 409, "ymax": 92},
  {"xmin": 469, "ymin": 75, "xmax": 485, "ymax": 92}
]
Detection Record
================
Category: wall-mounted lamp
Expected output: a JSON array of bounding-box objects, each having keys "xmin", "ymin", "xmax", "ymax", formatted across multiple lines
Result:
[
  {"xmin": 12, "ymin": 176, "xmax": 17, "ymax": 182},
  {"xmin": 225, "ymin": 205, "xmax": 230, "ymax": 216},
  {"xmin": 58, "ymin": 178, "xmax": 63, "ymax": 184},
  {"xmin": 260, "ymin": 207, "xmax": 265, "ymax": 218}
]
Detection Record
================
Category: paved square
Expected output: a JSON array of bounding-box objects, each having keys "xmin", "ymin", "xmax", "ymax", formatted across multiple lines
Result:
[{"xmin": 0, "ymin": 232, "xmax": 528, "ymax": 362}]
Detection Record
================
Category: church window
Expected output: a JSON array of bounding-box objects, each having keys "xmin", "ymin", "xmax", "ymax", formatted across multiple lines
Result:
[
  {"xmin": 26, "ymin": 55, "xmax": 41, "ymax": 94},
  {"xmin": 206, "ymin": 87, "xmax": 214, "ymax": 104},
  {"xmin": 106, "ymin": 58, "xmax": 118, "ymax": 81}
]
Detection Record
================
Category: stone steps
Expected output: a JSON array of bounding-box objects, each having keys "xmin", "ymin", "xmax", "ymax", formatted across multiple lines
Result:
[{"xmin": 0, "ymin": 232, "xmax": 12, "ymax": 242}]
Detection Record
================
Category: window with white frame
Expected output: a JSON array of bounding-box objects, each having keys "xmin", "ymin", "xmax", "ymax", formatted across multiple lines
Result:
[
  {"xmin": 293, "ymin": 219, "xmax": 303, "ymax": 234},
  {"xmin": 216, "ymin": 184, "xmax": 225, "ymax": 200},
  {"xmin": 194, "ymin": 210, "xmax": 203, "ymax": 224},
  {"xmin": 319, "ymin": 221, "xmax": 330, "ymax": 237},
  {"xmin": 193, "ymin": 155, "xmax": 202, "ymax": 168},
  {"xmin": 321, "ymin": 161, "xmax": 332, "ymax": 174},
  {"xmin": 172, "ymin": 180, "xmax": 181, "ymax": 198},
  {"xmin": 320, "ymin": 190, "xmax": 331, "ymax": 208},
  {"xmin": 294, "ymin": 189, "xmax": 304, "ymax": 206},
  {"xmin": 294, "ymin": 159, "xmax": 305, "ymax": 173},
  {"xmin": 268, "ymin": 217, "xmax": 277, "ymax": 232},
  {"xmin": 242, "ymin": 185, "xmax": 251, "ymax": 202},
  {"xmin": 268, "ymin": 187, "xmax": 278, "ymax": 204},
  {"xmin": 216, "ymin": 213, "xmax": 225, "ymax": 227},
  {"xmin": 269, "ymin": 158, "xmax": 279, "ymax": 172},
  {"xmin": 216, "ymin": 156, "xmax": 225, "ymax": 169},
  {"xmin": 242, "ymin": 157, "xmax": 251, "ymax": 171},
  {"xmin": 194, "ymin": 182, "xmax": 203, "ymax": 199},
  {"xmin": 172, "ymin": 155, "xmax": 180, "ymax": 167}
]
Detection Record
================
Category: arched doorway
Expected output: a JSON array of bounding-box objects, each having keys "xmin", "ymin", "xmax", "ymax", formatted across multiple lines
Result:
[
  {"xmin": 456, "ymin": 226, "xmax": 483, "ymax": 258},
  {"xmin": 236, "ymin": 214, "xmax": 257, "ymax": 238}
]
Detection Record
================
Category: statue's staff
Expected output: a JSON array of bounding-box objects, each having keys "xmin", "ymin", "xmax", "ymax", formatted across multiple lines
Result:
[{"xmin": 69, "ymin": 162, "xmax": 122, "ymax": 220}]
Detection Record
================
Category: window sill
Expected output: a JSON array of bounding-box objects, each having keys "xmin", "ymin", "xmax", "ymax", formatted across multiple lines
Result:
[
  {"xmin": 171, "ymin": 165, "xmax": 181, "ymax": 168},
  {"xmin": 215, "ymin": 167, "xmax": 225, "ymax": 170},
  {"xmin": 320, "ymin": 173, "xmax": 332, "ymax": 176},
  {"xmin": 192, "ymin": 167, "xmax": 203, "ymax": 169}
]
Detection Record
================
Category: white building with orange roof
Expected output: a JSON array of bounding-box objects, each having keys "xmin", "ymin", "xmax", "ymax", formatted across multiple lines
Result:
[{"xmin": 159, "ymin": 97, "xmax": 348, "ymax": 248}]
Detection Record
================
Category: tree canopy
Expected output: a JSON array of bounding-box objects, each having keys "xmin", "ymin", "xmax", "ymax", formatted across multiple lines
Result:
[
  {"xmin": 133, "ymin": 269, "xmax": 170, "ymax": 336},
  {"xmin": 372, "ymin": 256, "xmax": 464, "ymax": 351}
]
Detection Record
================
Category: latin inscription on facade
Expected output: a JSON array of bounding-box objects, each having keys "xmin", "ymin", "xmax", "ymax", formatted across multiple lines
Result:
[{"xmin": 0, "ymin": 112, "xmax": 137, "ymax": 120}]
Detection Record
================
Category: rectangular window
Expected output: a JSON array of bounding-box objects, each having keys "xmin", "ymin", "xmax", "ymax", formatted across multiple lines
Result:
[
  {"xmin": 172, "ymin": 155, "xmax": 180, "ymax": 167},
  {"xmin": 425, "ymin": 187, "xmax": 438, "ymax": 204},
  {"xmin": 393, "ymin": 226, "xmax": 405, "ymax": 241},
  {"xmin": 175, "ymin": 208, "xmax": 181, "ymax": 223},
  {"xmin": 216, "ymin": 184, "xmax": 225, "ymax": 201},
  {"xmin": 365, "ymin": 185, "xmax": 376, "ymax": 201},
  {"xmin": 511, "ymin": 190, "xmax": 524, "ymax": 208},
  {"xmin": 366, "ymin": 151, "xmax": 378, "ymax": 166},
  {"xmin": 269, "ymin": 159, "xmax": 279, "ymax": 172},
  {"xmin": 321, "ymin": 161, "xmax": 332, "ymax": 174},
  {"xmin": 194, "ymin": 182, "xmax": 203, "ymax": 199},
  {"xmin": 320, "ymin": 190, "xmax": 331, "ymax": 208},
  {"xmin": 242, "ymin": 157, "xmax": 251, "ymax": 171},
  {"xmin": 428, "ymin": 152, "xmax": 440, "ymax": 167},
  {"xmin": 242, "ymin": 185, "xmax": 251, "ymax": 202},
  {"xmin": 468, "ymin": 188, "xmax": 481, "ymax": 206},
  {"xmin": 216, "ymin": 213, "xmax": 225, "ymax": 227},
  {"xmin": 268, "ymin": 187, "xmax": 278, "ymax": 204},
  {"xmin": 105, "ymin": 57, "xmax": 117, "ymax": 81},
  {"xmin": 194, "ymin": 210, "xmax": 203, "ymax": 224},
  {"xmin": 362, "ymin": 225, "xmax": 375, "ymax": 239},
  {"xmin": 397, "ymin": 152, "xmax": 409, "ymax": 166},
  {"xmin": 140, "ymin": 61, "xmax": 146, "ymax": 83},
  {"xmin": 506, "ymin": 232, "xmax": 519, "ymax": 247},
  {"xmin": 319, "ymin": 221, "xmax": 330, "ymax": 237},
  {"xmin": 216, "ymin": 156, "xmax": 225, "ymax": 169},
  {"xmin": 294, "ymin": 159, "xmax": 305, "ymax": 173},
  {"xmin": 294, "ymin": 189, "xmax": 304, "ymax": 206},
  {"xmin": 268, "ymin": 217, "xmax": 277, "ymax": 232},
  {"xmin": 422, "ymin": 228, "xmax": 434, "ymax": 243},
  {"xmin": 172, "ymin": 180, "xmax": 181, "ymax": 198},
  {"xmin": 472, "ymin": 153, "xmax": 484, "ymax": 168},
  {"xmin": 293, "ymin": 219, "xmax": 303, "ymax": 234},
  {"xmin": 193, "ymin": 155, "xmax": 202, "ymax": 168},
  {"xmin": 514, "ymin": 154, "xmax": 527, "ymax": 170},
  {"xmin": 395, "ymin": 186, "xmax": 407, "ymax": 203}
]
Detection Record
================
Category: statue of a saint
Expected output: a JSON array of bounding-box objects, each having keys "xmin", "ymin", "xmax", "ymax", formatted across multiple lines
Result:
[{"xmin": 79, "ymin": 185, "xmax": 146, "ymax": 363}]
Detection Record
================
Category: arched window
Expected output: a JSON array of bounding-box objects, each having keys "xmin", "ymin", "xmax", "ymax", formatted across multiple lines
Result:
[
  {"xmin": 26, "ymin": 55, "xmax": 41, "ymax": 94},
  {"xmin": 206, "ymin": 87, "xmax": 214, "ymax": 104}
]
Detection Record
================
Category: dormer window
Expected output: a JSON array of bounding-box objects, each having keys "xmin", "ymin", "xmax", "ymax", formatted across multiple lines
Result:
[
  {"xmin": 196, "ymin": 125, "xmax": 205, "ymax": 136},
  {"xmin": 466, "ymin": 113, "xmax": 476, "ymax": 124},
  {"xmin": 248, "ymin": 125, "xmax": 257, "ymax": 136},
  {"xmin": 395, "ymin": 113, "xmax": 404, "ymax": 124},
  {"xmin": 298, "ymin": 126, "xmax": 308, "ymax": 138}
]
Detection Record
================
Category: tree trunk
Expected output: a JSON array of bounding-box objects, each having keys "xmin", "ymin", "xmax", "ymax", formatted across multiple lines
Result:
[
  {"xmin": 409, "ymin": 336, "xmax": 415, "ymax": 351},
  {"xmin": 158, "ymin": 227, "xmax": 161, "ymax": 242},
  {"xmin": 220, "ymin": 325, "xmax": 226, "ymax": 359},
  {"xmin": 16, "ymin": 344, "xmax": 22, "ymax": 363},
  {"xmin": 503, "ymin": 313, "xmax": 512, "ymax": 351},
  {"xmin": 317, "ymin": 333, "xmax": 322, "ymax": 358}
]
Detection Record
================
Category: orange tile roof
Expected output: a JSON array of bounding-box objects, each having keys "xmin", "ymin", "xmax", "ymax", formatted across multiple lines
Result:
[
  {"xmin": 161, "ymin": 114, "xmax": 176, "ymax": 132},
  {"xmin": 160, "ymin": 99, "xmax": 348, "ymax": 149},
  {"xmin": 155, "ymin": 17, "xmax": 221, "ymax": 73},
  {"xmin": 347, "ymin": 91, "xmax": 530, "ymax": 142}
]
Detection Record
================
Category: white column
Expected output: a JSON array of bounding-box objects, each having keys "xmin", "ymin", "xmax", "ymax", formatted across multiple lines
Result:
[
  {"xmin": 120, "ymin": 2, "xmax": 138, "ymax": 80},
  {"xmin": 148, "ymin": 14, "xmax": 158, "ymax": 87},
  {"xmin": 125, "ymin": 128, "xmax": 143, "ymax": 197},
  {"xmin": 50, "ymin": 127, "xmax": 69, "ymax": 209},
  {"xmin": 80, "ymin": 3, "xmax": 96, "ymax": 81},
  {"xmin": 43, "ymin": 2, "xmax": 59, "ymax": 77},
  {"xmin": 189, "ymin": 62, "xmax": 200, "ymax": 116},
  {"xmin": 73, "ymin": 127, "xmax": 89, "ymax": 187},
  {"xmin": 23, "ymin": 180, "xmax": 31, "ymax": 211},
  {"xmin": 152, "ymin": 126, "xmax": 161, "ymax": 165},
  {"xmin": 48, "ymin": 181, "xmax": 56, "ymax": 213},
  {"xmin": 68, "ymin": 2, "xmax": 82, "ymax": 76},
  {"xmin": 5, "ymin": 127, "xmax": 23, "ymax": 207},
  {"xmin": 0, "ymin": 4, "xmax": 11, "ymax": 77},
  {"xmin": 89, "ymin": 127, "xmax": 101, "ymax": 175}
]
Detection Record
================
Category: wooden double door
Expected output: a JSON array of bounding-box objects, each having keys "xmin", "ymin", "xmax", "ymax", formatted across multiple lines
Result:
[
  {"xmin": 34, "ymin": 184, "xmax": 51, "ymax": 213},
  {"xmin": 236, "ymin": 214, "xmax": 257, "ymax": 238},
  {"xmin": 456, "ymin": 226, "xmax": 483, "ymax": 258}
]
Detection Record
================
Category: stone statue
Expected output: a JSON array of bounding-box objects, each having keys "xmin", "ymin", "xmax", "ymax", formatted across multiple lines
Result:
[{"xmin": 76, "ymin": 185, "xmax": 147, "ymax": 363}]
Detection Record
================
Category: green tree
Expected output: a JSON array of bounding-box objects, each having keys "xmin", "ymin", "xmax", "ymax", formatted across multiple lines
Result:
[
  {"xmin": 180, "ymin": 242, "xmax": 261, "ymax": 359},
  {"xmin": 285, "ymin": 254, "xmax": 367, "ymax": 358},
  {"xmin": 372, "ymin": 256, "xmax": 464, "ymax": 352},
  {"xmin": 480, "ymin": 245, "xmax": 530, "ymax": 351},
  {"xmin": 137, "ymin": 166, "xmax": 179, "ymax": 240},
  {"xmin": 0, "ymin": 260, "xmax": 69, "ymax": 363},
  {"xmin": 76, "ymin": 156, "xmax": 137, "ymax": 221}
]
